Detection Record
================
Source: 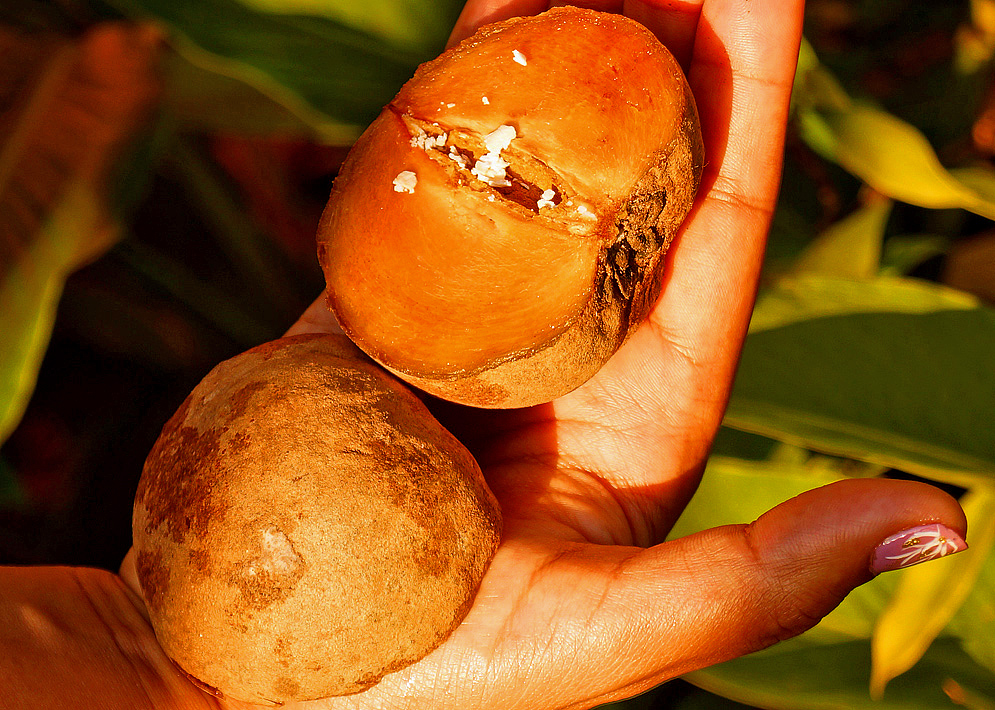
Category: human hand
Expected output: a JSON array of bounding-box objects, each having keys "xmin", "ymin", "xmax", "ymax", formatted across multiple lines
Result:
[
  {"xmin": 5, "ymin": 2, "xmax": 965, "ymax": 709},
  {"xmin": 269, "ymin": 1, "xmax": 967, "ymax": 708}
]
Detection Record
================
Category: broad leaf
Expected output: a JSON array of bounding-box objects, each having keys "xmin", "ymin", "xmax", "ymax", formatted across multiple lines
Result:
[
  {"xmin": 0, "ymin": 24, "xmax": 162, "ymax": 445},
  {"xmin": 668, "ymin": 456, "xmax": 845, "ymax": 542},
  {"xmin": 948, "ymin": 517, "xmax": 995, "ymax": 676},
  {"xmin": 110, "ymin": 0, "xmax": 463, "ymax": 143},
  {"xmin": 871, "ymin": 486, "xmax": 995, "ymax": 697},
  {"xmin": 880, "ymin": 234, "xmax": 950, "ymax": 276},
  {"xmin": 747, "ymin": 275, "xmax": 978, "ymax": 334},
  {"xmin": 161, "ymin": 48, "xmax": 349, "ymax": 140},
  {"xmin": 793, "ymin": 44, "xmax": 995, "ymax": 218},
  {"xmin": 234, "ymin": 0, "xmax": 457, "ymax": 52},
  {"xmin": 729, "ymin": 276, "xmax": 995, "ymax": 486},
  {"xmin": 798, "ymin": 104, "xmax": 995, "ymax": 219},
  {"xmin": 791, "ymin": 197, "xmax": 891, "ymax": 279},
  {"xmin": 685, "ymin": 637, "xmax": 995, "ymax": 710}
]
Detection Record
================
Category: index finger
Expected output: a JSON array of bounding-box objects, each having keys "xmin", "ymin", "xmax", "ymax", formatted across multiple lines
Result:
[
  {"xmin": 552, "ymin": 0, "xmax": 805, "ymax": 504},
  {"xmin": 639, "ymin": 0, "xmax": 806, "ymax": 459},
  {"xmin": 448, "ymin": 0, "xmax": 554, "ymax": 46},
  {"xmin": 449, "ymin": 0, "xmax": 703, "ymax": 65}
]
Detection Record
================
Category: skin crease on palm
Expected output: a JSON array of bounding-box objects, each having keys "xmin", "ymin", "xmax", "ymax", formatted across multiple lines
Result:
[{"xmin": 0, "ymin": 1, "xmax": 968, "ymax": 709}]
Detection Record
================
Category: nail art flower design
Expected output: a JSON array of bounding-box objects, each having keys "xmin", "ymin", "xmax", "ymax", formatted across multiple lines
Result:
[
  {"xmin": 887, "ymin": 527, "xmax": 961, "ymax": 566},
  {"xmin": 871, "ymin": 523, "xmax": 968, "ymax": 574}
]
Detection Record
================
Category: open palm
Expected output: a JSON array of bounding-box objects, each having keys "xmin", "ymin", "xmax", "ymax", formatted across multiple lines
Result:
[
  {"xmin": 245, "ymin": 2, "xmax": 965, "ymax": 709},
  {"xmin": 12, "ymin": 1, "xmax": 962, "ymax": 709}
]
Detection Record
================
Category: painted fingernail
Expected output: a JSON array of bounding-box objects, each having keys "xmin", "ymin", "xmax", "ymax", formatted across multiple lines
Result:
[{"xmin": 871, "ymin": 523, "xmax": 968, "ymax": 574}]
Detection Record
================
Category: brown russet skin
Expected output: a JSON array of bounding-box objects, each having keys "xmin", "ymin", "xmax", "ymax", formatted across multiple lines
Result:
[
  {"xmin": 317, "ymin": 6, "xmax": 703, "ymax": 409},
  {"xmin": 132, "ymin": 334, "xmax": 502, "ymax": 704}
]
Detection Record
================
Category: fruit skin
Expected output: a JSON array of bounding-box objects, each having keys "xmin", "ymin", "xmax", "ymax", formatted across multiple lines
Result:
[
  {"xmin": 132, "ymin": 334, "xmax": 501, "ymax": 704},
  {"xmin": 317, "ymin": 6, "xmax": 703, "ymax": 409}
]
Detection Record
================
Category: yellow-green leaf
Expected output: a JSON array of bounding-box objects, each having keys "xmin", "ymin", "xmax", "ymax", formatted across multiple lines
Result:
[
  {"xmin": 808, "ymin": 103, "xmax": 995, "ymax": 218},
  {"xmin": 870, "ymin": 486, "xmax": 995, "ymax": 697},
  {"xmin": 793, "ymin": 45, "xmax": 995, "ymax": 219},
  {"xmin": 748, "ymin": 274, "xmax": 978, "ymax": 335},
  {"xmin": 0, "ymin": 23, "xmax": 162, "ymax": 445},
  {"xmin": 791, "ymin": 196, "xmax": 891, "ymax": 279}
]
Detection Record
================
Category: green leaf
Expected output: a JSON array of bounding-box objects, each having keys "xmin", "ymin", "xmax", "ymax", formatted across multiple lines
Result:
[
  {"xmin": 791, "ymin": 38, "xmax": 850, "ymax": 114},
  {"xmin": 710, "ymin": 427, "xmax": 781, "ymax": 462},
  {"xmin": 111, "ymin": 0, "xmax": 462, "ymax": 143},
  {"xmin": 799, "ymin": 103, "xmax": 995, "ymax": 219},
  {"xmin": 748, "ymin": 275, "xmax": 979, "ymax": 335},
  {"xmin": 685, "ymin": 637, "xmax": 995, "ymax": 710},
  {"xmin": 0, "ymin": 24, "xmax": 162, "ymax": 445},
  {"xmin": 729, "ymin": 276, "xmax": 995, "ymax": 486},
  {"xmin": 880, "ymin": 234, "xmax": 951, "ymax": 276},
  {"xmin": 791, "ymin": 197, "xmax": 891, "ymax": 279},
  {"xmin": 161, "ymin": 49, "xmax": 344, "ymax": 139},
  {"xmin": 234, "ymin": 0, "xmax": 456, "ymax": 52},
  {"xmin": 871, "ymin": 486, "xmax": 995, "ymax": 697},
  {"xmin": 949, "ymin": 515, "xmax": 995, "ymax": 675},
  {"xmin": 668, "ymin": 456, "xmax": 845, "ymax": 542},
  {"xmin": 793, "ymin": 45, "xmax": 995, "ymax": 219}
]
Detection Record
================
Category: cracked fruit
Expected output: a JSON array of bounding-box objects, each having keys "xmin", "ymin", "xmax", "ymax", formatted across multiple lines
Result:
[{"xmin": 317, "ymin": 6, "xmax": 703, "ymax": 408}]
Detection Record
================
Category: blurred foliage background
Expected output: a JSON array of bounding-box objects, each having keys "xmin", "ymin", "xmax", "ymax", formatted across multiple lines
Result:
[{"xmin": 1, "ymin": 0, "xmax": 994, "ymax": 708}]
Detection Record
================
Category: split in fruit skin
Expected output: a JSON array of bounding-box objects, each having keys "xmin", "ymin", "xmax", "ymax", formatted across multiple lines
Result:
[{"xmin": 318, "ymin": 7, "xmax": 703, "ymax": 409}]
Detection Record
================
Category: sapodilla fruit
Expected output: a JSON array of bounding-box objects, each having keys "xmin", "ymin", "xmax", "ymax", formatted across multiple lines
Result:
[
  {"xmin": 132, "ymin": 334, "xmax": 501, "ymax": 703},
  {"xmin": 317, "ymin": 6, "xmax": 703, "ymax": 408}
]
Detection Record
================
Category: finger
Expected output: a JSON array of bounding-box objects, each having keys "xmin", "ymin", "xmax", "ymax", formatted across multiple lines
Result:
[
  {"xmin": 448, "ymin": 0, "xmax": 551, "ymax": 46},
  {"xmin": 561, "ymin": 0, "xmax": 803, "ymax": 484},
  {"xmin": 0, "ymin": 566, "xmax": 218, "ymax": 708},
  {"xmin": 623, "ymin": 0, "xmax": 704, "ymax": 67},
  {"xmin": 550, "ymin": 0, "xmax": 805, "ymax": 525},
  {"xmin": 355, "ymin": 478, "xmax": 965, "ymax": 710},
  {"xmin": 641, "ymin": 0, "xmax": 805, "ymax": 447},
  {"xmin": 449, "ymin": 0, "xmax": 635, "ymax": 47},
  {"xmin": 652, "ymin": 0, "xmax": 805, "ymax": 353},
  {"xmin": 283, "ymin": 293, "xmax": 343, "ymax": 337},
  {"xmin": 585, "ymin": 479, "xmax": 967, "ymax": 702},
  {"xmin": 654, "ymin": 0, "xmax": 806, "ymax": 388}
]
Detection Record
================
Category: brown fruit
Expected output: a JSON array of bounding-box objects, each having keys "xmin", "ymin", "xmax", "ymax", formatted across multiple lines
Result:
[
  {"xmin": 317, "ymin": 6, "xmax": 703, "ymax": 408},
  {"xmin": 132, "ymin": 334, "xmax": 501, "ymax": 704}
]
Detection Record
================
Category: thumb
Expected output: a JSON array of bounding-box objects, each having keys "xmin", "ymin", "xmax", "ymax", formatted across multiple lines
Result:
[{"xmin": 605, "ymin": 478, "xmax": 966, "ymax": 689}]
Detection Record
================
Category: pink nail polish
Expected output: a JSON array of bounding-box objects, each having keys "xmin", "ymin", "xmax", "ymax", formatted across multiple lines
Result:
[{"xmin": 871, "ymin": 523, "xmax": 968, "ymax": 574}]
